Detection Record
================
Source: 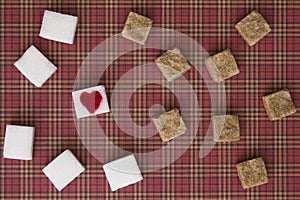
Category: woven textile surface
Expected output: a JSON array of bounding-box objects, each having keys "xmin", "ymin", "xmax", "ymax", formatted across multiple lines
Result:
[{"xmin": 1, "ymin": 0, "xmax": 300, "ymax": 199}]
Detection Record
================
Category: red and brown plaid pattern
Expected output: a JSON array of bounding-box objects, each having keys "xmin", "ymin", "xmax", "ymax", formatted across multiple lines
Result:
[{"xmin": 1, "ymin": 0, "xmax": 300, "ymax": 199}]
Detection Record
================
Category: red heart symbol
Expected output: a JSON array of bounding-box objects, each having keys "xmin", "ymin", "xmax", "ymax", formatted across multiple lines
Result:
[{"xmin": 80, "ymin": 91, "xmax": 103, "ymax": 114}]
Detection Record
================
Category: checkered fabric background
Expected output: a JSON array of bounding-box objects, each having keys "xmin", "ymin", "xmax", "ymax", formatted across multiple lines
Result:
[{"xmin": 1, "ymin": 0, "xmax": 300, "ymax": 199}]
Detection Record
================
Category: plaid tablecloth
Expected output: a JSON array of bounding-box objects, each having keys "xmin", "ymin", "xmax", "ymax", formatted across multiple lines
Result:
[{"xmin": 1, "ymin": 0, "xmax": 300, "ymax": 199}]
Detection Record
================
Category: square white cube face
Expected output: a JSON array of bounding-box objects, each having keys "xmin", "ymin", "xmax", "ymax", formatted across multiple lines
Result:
[
  {"xmin": 13, "ymin": 45, "xmax": 57, "ymax": 87},
  {"xmin": 3, "ymin": 125, "xmax": 35, "ymax": 160},
  {"xmin": 72, "ymin": 85, "xmax": 110, "ymax": 119},
  {"xmin": 39, "ymin": 10, "xmax": 78, "ymax": 44},
  {"xmin": 103, "ymin": 154, "xmax": 143, "ymax": 191},
  {"xmin": 42, "ymin": 149, "xmax": 85, "ymax": 191}
]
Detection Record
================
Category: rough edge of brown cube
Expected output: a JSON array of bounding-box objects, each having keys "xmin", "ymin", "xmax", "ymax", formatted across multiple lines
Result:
[
  {"xmin": 219, "ymin": 49, "xmax": 240, "ymax": 80},
  {"xmin": 121, "ymin": 12, "xmax": 153, "ymax": 45},
  {"xmin": 213, "ymin": 114, "xmax": 240, "ymax": 142},
  {"xmin": 235, "ymin": 11, "xmax": 271, "ymax": 46},
  {"xmin": 262, "ymin": 89, "xmax": 297, "ymax": 121},
  {"xmin": 205, "ymin": 49, "xmax": 239, "ymax": 82},
  {"xmin": 155, "ymin": 48, "xmax": 191, "ymax": 82},
  {"xmin": 204, "ymin": 56, "xmax": 223, "ymax": 82},
  {"xmin": 152, "ymin": 108, "xmax": 187, "ymax": 142},
  {"xmin": 236, "ymin": 157, "xmax": 268, "ymax": 189}
]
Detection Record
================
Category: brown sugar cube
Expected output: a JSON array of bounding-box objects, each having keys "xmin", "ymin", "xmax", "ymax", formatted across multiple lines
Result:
[
  {"xmin": 205, "ymin": 49, "xmax": 240, "ymax": 82},
  {"xmin": 236, "ymin": 157, "xmax": 268, "ymax": 189},
  {"xmin": 212, "ymin": 115, "xmax": 240, "ymax": 142},
  {"xmin": 155, "ymin": 48, "xmax": 191, "ymax": 82},
  {"xmin": 262, "ymin": 89, "xmax": 296, "ymax": 121},
  {"xmin": 121, "ymin": 12, "xmax": 153, "ymax": 45},
  {"xmin": 235, "ymin": 11, "xmax": 271, "ymax": 46},
  {"xmin": 152, "ymin": 108, "xmax": 187, "ymax": 142}
]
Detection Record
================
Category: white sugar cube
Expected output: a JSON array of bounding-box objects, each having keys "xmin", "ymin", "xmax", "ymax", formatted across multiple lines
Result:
[
  {"xmin": 3, "ymin": 125, "xmax": 35, "ymax": 160},
  {"xmin": 103, "ymin": 154, "xmax": 143, "ymax": 191},
  {"xmin": 39, "ymin": 10, "xmax": 78, "ymax": 44},
  {"xmin": 42, "ymin": 149, "xmax": 85, "ymax": 191},
  {"xmin": 13, "ymin": 45, "xmax": 57, "ymax": 87},
  {"xmin": 72, "ymin": 85, "xmax": 110, "ymax": 119}
]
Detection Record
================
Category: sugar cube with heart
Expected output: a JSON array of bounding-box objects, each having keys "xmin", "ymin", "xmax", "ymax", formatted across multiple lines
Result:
[{"xmin": 72, "ymin": 85, "xmax": 110, "ymax": 119}]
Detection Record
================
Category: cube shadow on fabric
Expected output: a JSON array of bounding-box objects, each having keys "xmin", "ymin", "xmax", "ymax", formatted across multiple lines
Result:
[
  {"xmin": 3, "ymin": 125, "xmax": 35, "ymax": 160},
  {"xmin": 103, "ymin": 154, "xmax": 143, "ymax": 191},
  {"xmin": 13, "ymin": 45, "xmax": 57, "ymax": 87},
  {"xmin": 39, "ymin": 10, "xmax": 78, "ymax": 44},
  {"xmin": 72, "ymin": 85, "xmax": 110, "ymax": 119},
  {"xmin": 42, "ymin": 149, "xmax": 85, "ymax": 191}
]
